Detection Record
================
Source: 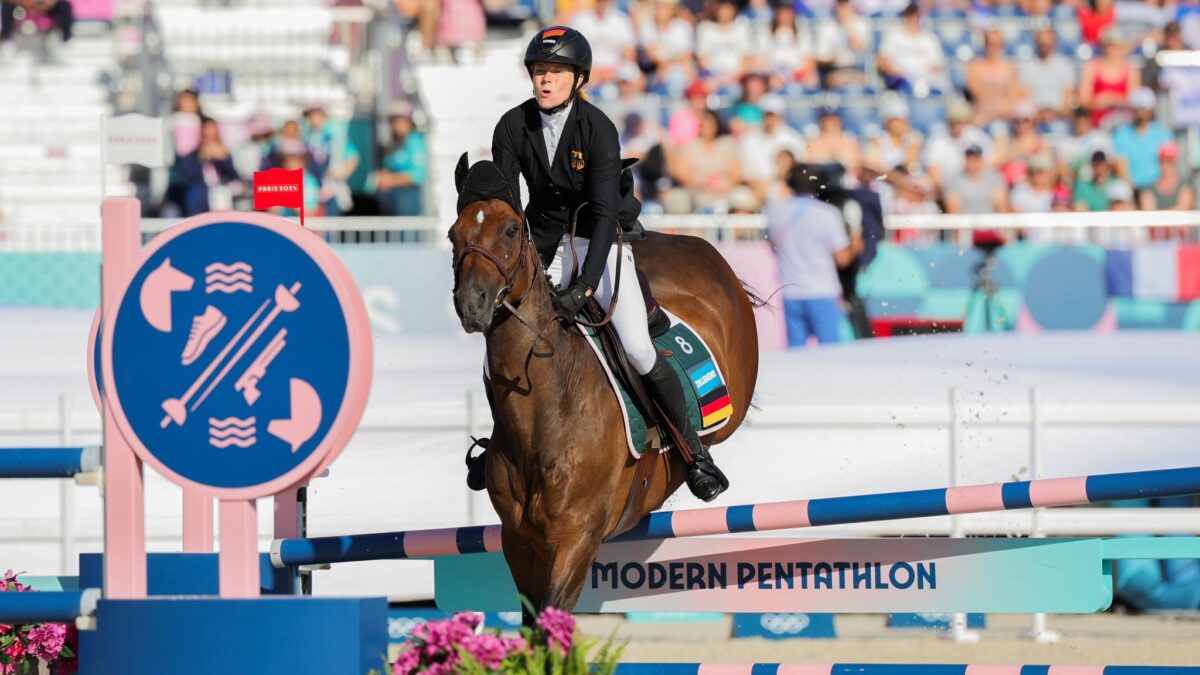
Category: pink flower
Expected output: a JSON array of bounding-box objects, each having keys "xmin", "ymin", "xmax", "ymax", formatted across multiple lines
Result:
[
  {"xmin": 3, "ymin": 638, "xmax": 27, "ymax": 662},
  {"xmin": 503, "ymin": 635, "xmax": 528, "ymax": 654},
  {"xmin": 391, "ymin": 648, "xmax": 420, "ymax": 675},
  {"xmin": 451, "ymin": 612, "xmax": 481, "ymax": 630},
  {"xmin": 28, "ymin": 622, "xmax": 68, "ymax": 661},
  {"xmin": 461, "ymin": 632, "xmax": 507, "ymax": 669},
  {"xmin": 536, "ymin": 606, "xmax": 576, "ymax": 654}
]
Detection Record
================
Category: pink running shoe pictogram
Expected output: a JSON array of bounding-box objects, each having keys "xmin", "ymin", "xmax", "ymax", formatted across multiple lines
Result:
[{"xmin": 181, "ymin": 305, "xmax": 227, "ymax": 366}]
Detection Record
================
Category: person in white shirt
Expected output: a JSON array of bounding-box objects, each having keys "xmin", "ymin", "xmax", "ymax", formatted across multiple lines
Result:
[
  {"xmin": 755, "ymin": 0, "xmax": 818, "ymax": 87},
  {"xmin": 569, "ymin": 0, "xmax": 636, "ymax": 85},
  {"xmin": 637, "ymin": 0, "xmax": 695, "ymax": 98},
  {"xmin": 814, "ymin": 0, "xmax": 871, "ymax": 87},
  {"xmin": 877, "ymin": 3, "xmax": 947, "ymax": 93},
  {"xmin": 696, "ymin": 0, "xmax": 752, "ymax": 87},
  {"xmin": 759, "ymin": 93, "xmax": 808, "ymax": 164},
  {"xmin": 921, "ymin": 98, "xmax": 994, "ymax": 188},
  {"xmin": 1018, "ymin": 28, "xmax": 1077, "ymax": 120}
]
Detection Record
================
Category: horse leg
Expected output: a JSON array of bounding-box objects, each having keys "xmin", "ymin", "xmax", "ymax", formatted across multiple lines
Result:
[{"xmin": 500, "ymin": 528, "xmax": 547, "ymax": 626}]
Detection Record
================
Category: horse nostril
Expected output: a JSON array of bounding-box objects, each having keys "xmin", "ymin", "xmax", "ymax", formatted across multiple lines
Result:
[{"xmin": 476, "ymin": 290, "xmax": 486, "ymax": 306}]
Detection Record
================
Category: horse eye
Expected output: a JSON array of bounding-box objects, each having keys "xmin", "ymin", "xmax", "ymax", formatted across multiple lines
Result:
[{"xmin": 505, "ymin": 223, "xmax": 519, "ymax": 238}]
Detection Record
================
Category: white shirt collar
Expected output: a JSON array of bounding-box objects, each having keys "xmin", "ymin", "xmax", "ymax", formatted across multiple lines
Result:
[{"xmin": 539, "ymin": 101, "xmax": 572, "ymax": 128}]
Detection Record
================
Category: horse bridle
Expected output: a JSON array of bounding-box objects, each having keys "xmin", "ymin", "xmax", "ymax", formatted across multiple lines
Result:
[{"xmin": 453, "ymin": 221, "xmax": 558, "ymax": 354}]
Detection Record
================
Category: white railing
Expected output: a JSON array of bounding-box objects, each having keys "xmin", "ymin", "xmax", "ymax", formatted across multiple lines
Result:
[{"xmin": 5, "ymin": 210, "xmax": 1200, "ymax": 253}]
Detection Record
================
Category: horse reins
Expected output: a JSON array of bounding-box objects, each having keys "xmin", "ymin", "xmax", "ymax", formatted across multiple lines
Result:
[{"xmin": 566, "ymin": 202, "xmax": 622, "ymax": 329}]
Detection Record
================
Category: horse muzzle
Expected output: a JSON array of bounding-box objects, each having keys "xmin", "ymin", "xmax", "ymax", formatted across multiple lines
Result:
[{"xmin": 454, "ymin": 285, "xmax": 500, "ymax": 334}]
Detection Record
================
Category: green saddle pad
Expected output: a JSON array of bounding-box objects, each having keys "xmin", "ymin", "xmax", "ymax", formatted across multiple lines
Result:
[{"xmin": 578, "ymin": 312, "xmax": 733, "ymax": 458}]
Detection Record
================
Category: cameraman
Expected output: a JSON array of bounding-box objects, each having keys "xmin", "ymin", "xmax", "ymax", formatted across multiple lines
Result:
[{"xmin": 766, "ymin": 164, "xmax": 863, "ymax": 347}]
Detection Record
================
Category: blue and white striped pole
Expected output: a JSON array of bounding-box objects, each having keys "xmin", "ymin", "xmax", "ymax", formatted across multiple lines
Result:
[
  {"xmin": 0, "ymin": 446, "xmax": 100, "ymax": 479},
  {"xmin": 272, "ymin": 465, "xmax": 1200, "ymax": 568}
]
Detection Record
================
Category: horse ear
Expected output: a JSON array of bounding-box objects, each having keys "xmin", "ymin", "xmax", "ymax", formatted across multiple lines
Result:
[{"xmin": 454, "ymin": 153, "xmax": 469, "ymax": 194}]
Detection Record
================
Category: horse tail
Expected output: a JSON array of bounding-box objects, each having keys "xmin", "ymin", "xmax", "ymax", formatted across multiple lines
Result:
[{"xmin": 738, "ymin": 278, "xmax": 780, "ymax": 309}]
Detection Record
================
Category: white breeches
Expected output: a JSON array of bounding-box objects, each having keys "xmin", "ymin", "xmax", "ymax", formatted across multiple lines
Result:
[{"xmin": 547, "ymin": 236, "xmax": 658, "ymax": 375}]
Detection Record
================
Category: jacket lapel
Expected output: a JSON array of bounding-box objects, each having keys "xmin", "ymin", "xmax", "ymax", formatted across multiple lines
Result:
[{"xmin": 523, "ymin": 102, "xmax": 551, "ymax": 173}]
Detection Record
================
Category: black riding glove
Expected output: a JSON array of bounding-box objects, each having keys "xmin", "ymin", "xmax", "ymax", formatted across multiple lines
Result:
[{"xmin": 553, "ymin": 280, "xmax": 592, "ymax": 320}]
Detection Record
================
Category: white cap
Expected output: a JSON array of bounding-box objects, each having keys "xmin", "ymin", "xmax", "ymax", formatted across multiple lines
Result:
[
  {"xmin": 881, "ymin": 96, "xmax": 909, "ymax": 120},
  {"xmin": 1130, "ymin": 87, "xmax": 1157, "ymax": 110},
  {"xmin": 1106, "ymin": 179, "xmax": 1134, "ymax": 202},
  {"xmin": 759, "ymin": 93, "xmax": 786, "ymax": 116}
]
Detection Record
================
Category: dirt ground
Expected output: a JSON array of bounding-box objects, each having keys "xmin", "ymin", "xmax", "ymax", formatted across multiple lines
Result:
[{"xmin": 572, "ymin": 613, "xmax": 1200, "ymax": 666}]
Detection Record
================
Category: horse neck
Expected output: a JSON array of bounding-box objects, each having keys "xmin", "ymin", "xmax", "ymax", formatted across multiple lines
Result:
[{"xmin": 483, "ymin": 254, "xmax": 593, "ymax": 439}]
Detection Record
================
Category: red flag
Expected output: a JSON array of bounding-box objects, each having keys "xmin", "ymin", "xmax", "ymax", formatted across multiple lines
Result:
[{"xmin": 254, "ymin": 168, "xmax": 305, "ymax": 227}]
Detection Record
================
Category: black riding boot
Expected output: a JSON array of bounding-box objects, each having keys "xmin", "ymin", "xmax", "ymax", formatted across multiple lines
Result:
[
  {"xmin": 641, "ymin": 355, "xmax": 729, "ymax": 502},
  {"xmin": 465, "ymin": 377, "xmax": 495, "ymax": 491}
]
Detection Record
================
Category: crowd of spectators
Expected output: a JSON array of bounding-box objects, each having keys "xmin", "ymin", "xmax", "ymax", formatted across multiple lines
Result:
[
  {"xmin": 159, "ymin": 90, "xmax": 429, "ymax": 219},
  {"xmin": 564, "ymin": 0, "xmax": 1198, "ymax": 243}
]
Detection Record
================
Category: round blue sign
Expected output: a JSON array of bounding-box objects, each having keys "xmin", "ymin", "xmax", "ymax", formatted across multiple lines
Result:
[{"xmin": 102, "ymin": 214, "xmax": 371, "ymax": 498}]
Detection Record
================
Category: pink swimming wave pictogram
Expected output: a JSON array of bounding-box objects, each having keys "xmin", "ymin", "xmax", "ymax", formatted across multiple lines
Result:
[
  {"xmin": 208, "ymin": 416, "xmax": 256, "ymax": 448},
  {"xmin": 205, "ymin": 262, "xmax": 253, "ymax": 294}
]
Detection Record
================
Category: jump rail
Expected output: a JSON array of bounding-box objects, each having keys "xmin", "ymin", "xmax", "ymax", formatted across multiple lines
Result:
[
  {"xmin": 0, "ymin": 588, "xmax": 100, "ymax": 624},
  {"xmin": 611, "ymin": 666, "xmax": 1200, "ymax": 674},
  {"xmin": 270, "ymin": 464, "xmax": 1200, "ymax": 568},
  {"xmin": 0, "ymin": 446, "xmax": 100, "ymax": 479}
]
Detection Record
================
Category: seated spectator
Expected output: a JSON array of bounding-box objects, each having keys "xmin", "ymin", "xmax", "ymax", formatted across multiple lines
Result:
[
  {"xmin": 1140, "ymin": 141, "xmax": 1194, "ymax": 211},
  {"xmin": 304, "ymin": 103, "xmax": 360, "ymax": 216},
  {"xmin": 996, "ymin": 100, "xmax": 1049, "ymax": 179},
  {"xmin": 754, "ymin": 0, "xmax": 818, "ymax": 89},
  {"xmin": 759, "ymin": 94, "xmax": 808, "ymax": 170},
  {"xmin": 1144, "ymin": 21, "xmax": 1184, "ymax": 93},
  {"xmin": 1019, "ymin": 28, "xmax": 1077, "ymax": 122},
  {"xmin": 1010, "ymin": 154, "xmax": 1058, "ymax": 214},
  {"xmin": 1, "ymin": 0, "xmax": 74, "ymax": 47},
  {"xmin": 923, "ymin": 98, "xmax": 994, "ymax": 187},
  {"xmin": 601, "ymin": 62, "xmax": 661, "ymax": 134},
  {"xmin": 274, "ymin": 119, "xmax": 309, "ymax": 159},
  {"xmin": 765, "ymin": 164, "xmax": 862, "ymax": 347},
  {"xmin": 1077, "ymin": 0, "xmax": 1117, "ymax": 46},
  {"xmin": 966, "ymin": 29, "xmax": 1027, "ymax": 125},
  {"xmin": 695, "ymin": 0, "xmax": 753, "ymax": 89},
  {"xmin": 278, "ymin": 151, "xmax": 322, "ymax": 218},
  {"xmin": 865, "ymin": 96, "xmax": 922, "ymax": 174},
  {"xmin": 944, "ymin": 144, "xmax": 1008, "ymax": 214},
  {"xmin": 763, "ymin": 148, "xmax": 799, "ymax": 202},
  {"xmin": 438, "ymin": 0, "xmax": 485, "ymax": 61},
  {"xmin": 730, "ymin": 107, "xmax": 775, "ymax": 195},
  {"xmin": 1074, "ymin": 149, "xmax": 1123, "ymax": 210},
  {"xmin": 171, "ymin": 89, "xmax": 204, "ymax": 159},
  {"xmin": 1050, "ymin": 105, "xmax": 1116, "ymax": 173},
  {"xmin": 164, "ymin": 119, "xmax": 242, "ymax": 217},
  {"xmin": 376, "ymin": 105, "xmax": 428, "ymax": 216},
  {"xmin": 667, "ymin": 79, "xmax": 708, "ymax": 147},
  {"xmin": 232, "ymin": 114, "xmax": 277, "ymax": 181},
  {"xmin": 877, "ymin": 3, "xmax": 947, "ymax": 94},
  {"xmin": 732, "ymin": 71, "xmax": 769, "ymax": 119},
  {"xmin": 1079, "ymin": 29, "xmax": 1139, "ymax": 128},
  {"xmin": 1112, "ymin": 87, "xmax": 1173, "ymax": 189},
  {"xmin": 1106, "ymin": 178, "xmax": 1135, "ymax": 210},
  {"xmin": 569, "ymin": 0, "xmax": 636, "ymax": 86},
  {"xmin": 806, "ymin": 107, "xmax": 861, "ymax": 179},
  {"xmin": 671, "ymin": 109, "xmax": 742, "ymax": 211},
  {"xmin": 814, "ymin": 0, "xmax": 870, "ymax": 88},
  {"xmin": 637, "ymin": 0, "xmax": 695, "ymax": 99}
]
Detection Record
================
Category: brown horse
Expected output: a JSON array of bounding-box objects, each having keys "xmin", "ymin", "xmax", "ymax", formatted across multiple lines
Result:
[{"xmin": 449, "ymin": 167, "xmax": 759, "ymax": 614}]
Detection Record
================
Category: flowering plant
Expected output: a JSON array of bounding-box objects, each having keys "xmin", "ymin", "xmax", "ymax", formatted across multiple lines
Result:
[
  {"xmin": 0, "ymin": 571, "xmax": 78, "ymax": 675},
  {"xmin": 391, "ymin": 606, "xmax": 622, "ymax": 675}
]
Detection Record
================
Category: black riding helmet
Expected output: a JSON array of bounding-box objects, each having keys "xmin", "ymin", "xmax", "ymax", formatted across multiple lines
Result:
[{"xmin": 524, "ymin": 26, "xmax": 592, "ymax": 113}]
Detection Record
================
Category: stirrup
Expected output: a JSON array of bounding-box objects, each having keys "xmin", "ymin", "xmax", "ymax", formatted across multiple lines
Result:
[{"xmin": 464, "ymin": 436, "xmax": 489, "ymax": 466}]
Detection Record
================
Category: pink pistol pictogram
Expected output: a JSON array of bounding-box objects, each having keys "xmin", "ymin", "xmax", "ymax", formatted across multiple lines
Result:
[
  {"xmin": 160, "ymin": 282, "xmax": 301, "ymax": 428},
  {"xmin": 234, "ymin": 329, "xmax": 287, "ymax": 405}
]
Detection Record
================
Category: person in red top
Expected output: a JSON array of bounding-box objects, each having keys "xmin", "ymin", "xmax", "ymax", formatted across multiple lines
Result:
[
  {"xmin": 1077, "ymin": 0, "xmax": 1116, "ymax": 45},
  {"xmin": 1080, "ymin": 28, "xmax": 1137, "ymax": 127}
]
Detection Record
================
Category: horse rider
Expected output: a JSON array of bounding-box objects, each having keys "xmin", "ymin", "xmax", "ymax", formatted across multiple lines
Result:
[{"xmin": 464, "ymin": 26, "xmax": 729, "ymax": 502}]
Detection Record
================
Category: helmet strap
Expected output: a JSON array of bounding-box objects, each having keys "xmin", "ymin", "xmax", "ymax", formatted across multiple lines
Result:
[{"xmin": 535, "ymin": 69, "xmax": 585, "ymax": 115}]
